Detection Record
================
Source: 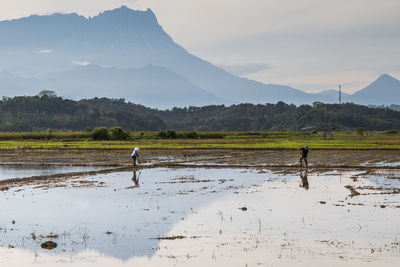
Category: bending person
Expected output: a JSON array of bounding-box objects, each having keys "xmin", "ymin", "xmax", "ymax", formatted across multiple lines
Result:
[
  {"xmin": 299, "ymin": 146, "xmax": 309, "ymax": 167},
  {"xmin": 131, "ymin": 147, "xmax": 140, "ymax": 166}
]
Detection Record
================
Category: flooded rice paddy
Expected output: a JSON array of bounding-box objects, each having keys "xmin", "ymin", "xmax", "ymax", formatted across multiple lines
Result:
[
  {"xmin": 0, "ymin": 166, "xmax": 106, "ymax": 181},
  {"xmin": 0, "ymin": 149, "xmax": 399, "ymax": 266}
]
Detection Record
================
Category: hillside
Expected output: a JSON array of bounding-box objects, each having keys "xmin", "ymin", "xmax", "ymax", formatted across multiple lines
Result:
[{"xmin": 0, "ymin": 94, "xmax": 399, "ymax": 131}]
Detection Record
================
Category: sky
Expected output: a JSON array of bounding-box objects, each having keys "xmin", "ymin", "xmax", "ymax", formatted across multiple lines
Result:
[{"xmin": 0, "ymin": 0, "xmax": 399, "ymax": 93}]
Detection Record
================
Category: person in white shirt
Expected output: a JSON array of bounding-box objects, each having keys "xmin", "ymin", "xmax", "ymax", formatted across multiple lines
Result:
[{"xmin": 131, "ymin": 147, "xmax": 140, "ymax": 166}]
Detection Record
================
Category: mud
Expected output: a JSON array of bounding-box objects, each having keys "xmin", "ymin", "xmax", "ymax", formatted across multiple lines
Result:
[
  {"xmin": 0, "ymin": 148, "xmax": 399, "ymax": 167},
  {"xmin": 344, "ymin": 185, "xmax": 361, "ymax": 197},
  {"xmin": 153, "ymin": 236, "xmax": 187, "ymax": 240},
  {"xmin": 40, "ymin": 241, "xmax": 57, "ymax": 250},
  {"xmin": 0, "ymin": 149, "xmax": 398, "ymax": 190}
]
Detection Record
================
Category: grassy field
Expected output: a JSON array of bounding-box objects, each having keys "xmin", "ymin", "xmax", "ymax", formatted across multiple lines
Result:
[{"xmin": 0, "ymin": 131, "xmax": 398, "ymax": 149}]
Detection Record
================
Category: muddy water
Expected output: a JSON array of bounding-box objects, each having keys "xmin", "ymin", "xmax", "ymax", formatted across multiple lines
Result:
[
  {"xmin": 0, "ymin": 167, "xmax": 399, "ymax": 266},
  {"xmin": 0, "ymin": 166, "xmax": 107, "ymax": 181}
]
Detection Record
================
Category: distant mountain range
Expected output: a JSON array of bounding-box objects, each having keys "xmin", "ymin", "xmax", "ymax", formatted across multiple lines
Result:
[{"xmin": 0, "ymin": 6, "xmax": 398, "ymax": 107}]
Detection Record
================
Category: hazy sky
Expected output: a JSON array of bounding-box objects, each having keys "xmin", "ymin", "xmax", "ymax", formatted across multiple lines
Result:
[{"xmin": 0, "ymin": 0, "xmax": 399, "ymax": 93}]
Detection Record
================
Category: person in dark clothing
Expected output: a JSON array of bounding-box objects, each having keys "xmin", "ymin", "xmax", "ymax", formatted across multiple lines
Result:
[{"xmin": 299, "ymin": 146, "xmax": 309, "ymax": 166}]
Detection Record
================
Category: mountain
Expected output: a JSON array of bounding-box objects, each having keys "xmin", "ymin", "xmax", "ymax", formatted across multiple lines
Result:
[
  {"xmin": 0, "ymin": 71, "xmax": 42, "ymax": 95},
  {"xmin": 46, "ymin": 64, "xmax": 222, "ymax": 108},
  {"xmin": 350, "ymin": 74, "xmax": 400, "ymax": 105},
  {"xmin": 0, "ymin": 6, "xmax": 313, "ymax": 106},
  {"xmin": 0, "ymin": 7, "xmax": 170, "ymax": 74},
  {"xmin": 305, "ymin": 75, "xmax": 400, "ymax": 106},
  {"xmin": 0, "ymin": 65, "xmax": 221, "ymax": 108},
  {"xmin": 0, "ymin": 6, "xmax": 397, "ymax": 107}
]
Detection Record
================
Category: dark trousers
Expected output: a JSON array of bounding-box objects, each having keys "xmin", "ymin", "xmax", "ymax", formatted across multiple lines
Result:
[{"xmin": 300, "ymin": 156, "xmax": 308, "ymax": 166}]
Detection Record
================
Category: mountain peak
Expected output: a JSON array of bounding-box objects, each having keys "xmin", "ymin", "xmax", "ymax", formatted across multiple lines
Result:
[
  {"xmin": 93, "ymin": 6, "xmax": 158, "ymax": 26},
  {"xmin": 99, "ymin": 5, "xmax": 153, "ymax": 14},
  {"xmin": 114, "ymin": 5, "xmax": 154, "ymax": 12},
  {"xmin": 371, "ymin": 73, "xmax": 400, "ymax": 86},
  {"xmin": 350, "ymin": 73, "xmax": 400, "ymax": 105},
  {"xmin": 376, "ymin": 73, "xmax": 397, "ymax": 83}
]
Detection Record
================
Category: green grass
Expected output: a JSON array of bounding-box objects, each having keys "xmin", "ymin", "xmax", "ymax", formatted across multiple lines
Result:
[
  {"xmin": 0, "ymin": 131, "xmax": 91, "ymax": 140},
  {"xmin": 0, "ymin": 131, "xmax": 398, "ymax": 149}
]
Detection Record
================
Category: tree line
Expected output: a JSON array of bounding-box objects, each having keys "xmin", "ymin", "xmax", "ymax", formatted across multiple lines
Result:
[{"xmin": 0, "ymin": 92, "xmax": 399, "ymax": 131}]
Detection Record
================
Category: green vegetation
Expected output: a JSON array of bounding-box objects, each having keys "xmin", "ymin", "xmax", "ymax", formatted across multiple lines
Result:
[
  {"xmin": 0, "ymin": 130, "xmax": 398, "ymax": 149},
  {"xmin": 91, "ymin": 127, "xmax": 110, "ymax": 140},
  {"xmin": 0, "ymin": 93, "xmax": 165, "ymax": 131},
  {"xmin": 0, "ymin": 93, "xmax": 399, "ymax": 149},
  {"xmin": 385, "ymin": 129, "xmax": 398, "ymax": 134},
  {"xmin": 0, "ymin": 131, "xmax": 90, "ymax": 140},
  {"xmin": 156, "ymin": 130, "xmax": 224, "ymax": 139},
  {"xmin": 158, "ymin": 102, "xmax": 400, "ymax": 131},
  {"xmin": 356, "ymin": 127, "xmax": 365, "ymax": 136},
  {"xmin": 109, "ymin": 126, "xmax": 130, "ymax": 140},
  {"xmin": 90, "ymin": 126, "xmax": 130, "ymax": 140},
  {"xmin": 0, "ymin": 94, "xmax": 399, "ymax": 131}
]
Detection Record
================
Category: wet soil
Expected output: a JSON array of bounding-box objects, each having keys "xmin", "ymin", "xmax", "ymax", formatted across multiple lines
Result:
[
  {"xmin": 0, "ymin": 148, "xmax": 398, "ymax": 190},
  {"xmin": 40, "ymin": 241, "xmax": 57, "ymax": 250},
  {"xmin": 0, "ymin": 148, "xmax": 399, "ymax": 167}
]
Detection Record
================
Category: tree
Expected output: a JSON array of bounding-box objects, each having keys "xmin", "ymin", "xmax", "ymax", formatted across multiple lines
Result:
[
  {"xmin": 109, "ymin": 126, "xmax": 130, "ymax": 140},
  {"xmin": 157, "ymin": 130, "xmax": 168, "ymax": 138},
  {"xmin": 91, "ymin": 127, "xmax": 109, "ymax": 140},
  {"xmin": 38, "ymin": 90, "xmax": 57, "ymax": 98},
  {"xmin": 166, "ymin": 130, "xmax": 177, "ymax": 139},
  {"xmin": 356, "ymin": 127, "xmax": 365, "ymax": 136}
]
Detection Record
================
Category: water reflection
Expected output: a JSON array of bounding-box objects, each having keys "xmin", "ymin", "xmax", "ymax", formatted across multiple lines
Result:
[
  {"xmin": 0, "ymin": 168, "xmax": 270, "ymax": 261},
  {"xmin": 299, "ymin": 169, "xmax": 309, "ymax": 190},
  {"xmin": 0, "ymin": 165, "xmax": 106, "ymax": 181},
  {"xmin": 0, "ymin": 168, "xmax": 398, "ymax": 266},
  {"xmin": 126, "ymin": 170, "xmax": 140, "ymax": 189},
  {"xmin": 132, "ymin": 170, "xmax": 140, "ymax": 188}
]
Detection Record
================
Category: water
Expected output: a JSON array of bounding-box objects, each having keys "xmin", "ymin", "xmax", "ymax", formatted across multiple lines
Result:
[
  {"xmin": 0, "ymin": 167, "xmax": 399, "ymax": 266},
  {"xmin": 0, "ymin": 166, "xmax": 107, "ymax": 181}
]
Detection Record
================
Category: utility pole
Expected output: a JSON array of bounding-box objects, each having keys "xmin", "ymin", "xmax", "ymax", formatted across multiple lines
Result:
[{"xmin": 339, "ymin": 84, "xmax": 342, "ymax": 104}]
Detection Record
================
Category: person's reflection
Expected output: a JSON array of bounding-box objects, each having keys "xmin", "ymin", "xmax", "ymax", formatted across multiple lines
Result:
[
  {"xmin": 125, "ymin": 170, "xmax": 140, "ymax": 189},
  {"xmin": 299, "ymin": 170, "xmax": 309, "ymax": 190},
  {"xmin": 132, "ymin": 170, "xmax": 140, "ymax": 188}
]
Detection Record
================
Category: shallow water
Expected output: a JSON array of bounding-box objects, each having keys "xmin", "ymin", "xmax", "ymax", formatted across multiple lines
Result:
[
  {"xmin": 0, "ymin": 166, "xmax": 107, "ymax": 181},
  {"xmin": 0, "ymin": 167, "xmax": 399, "ymax": 266}
]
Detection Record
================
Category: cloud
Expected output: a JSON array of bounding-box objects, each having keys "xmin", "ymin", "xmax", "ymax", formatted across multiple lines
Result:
[
  {"xmin": 38, "ymin": 49, "xmax": 52, "ymax": 54},
  {"xmin": 72, "ymin": 60, "xmax": 90, "ymax": 66},
  {"xmin": 218, "ymin": 63, "xmax": 272, "ymax": 76}
]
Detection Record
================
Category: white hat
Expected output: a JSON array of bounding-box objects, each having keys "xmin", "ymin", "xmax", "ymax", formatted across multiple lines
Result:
[{"xmin": 134, "ymin": 147, "xmax": 140, "ymax": 151}]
